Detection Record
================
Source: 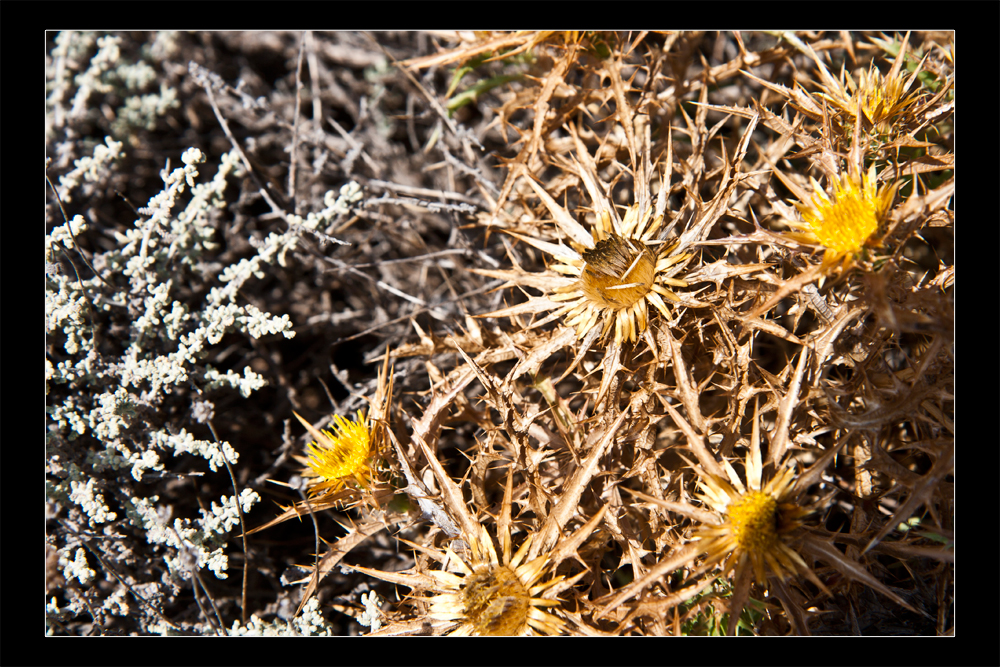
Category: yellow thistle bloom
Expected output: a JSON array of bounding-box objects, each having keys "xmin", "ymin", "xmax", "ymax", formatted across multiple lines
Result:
[
  {"xmin": 819, "ymin": 61, "xmax": 924, "ymax": 132},
  {"xmin": 247, "ymin": 352, "xmax": 395, "ymax": 536},
  {"xmin": 349, "ymin": 522, "xmax": 571, "ymax": 636},
  {"xmin": 786, "ymin": 165, "xmax": 897, "ymax": 274},
  {"xmin": 602, "ymin": 401, "xmax": 927, "ymax": 633},
  {"xmin": 289, "ymin": 350, "xmax": 393, "ymax": 511},
  {"xmin": 600, "ymin": 444, "xmax": 832, "ymax": 635},
  {"xmin": 691, "ymin": 457, "xmax": 816, "ymax": 589},
  {"xmin": 424, "ymin": 524, "xmax": 567, "ymax": 636},
  {"xmin": 295, "ymin": 409, "xmax": 376, "ymax": 498},
  {"xmin": 351, "ymin": 465, "xmax": 607, "ymax": 635}
]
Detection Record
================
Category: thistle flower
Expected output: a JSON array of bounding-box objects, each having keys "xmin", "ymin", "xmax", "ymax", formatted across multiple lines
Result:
[
  {"xmin": 818, "ymin": 60, "xmax": 924, "ymax": 134},
  {"xmin": 350, "ymin": 467, "xmax": 608, "ymax": 636},
  {"xmin": 688, "ymin": 455, "xmax": 818, "ymax": 590},
  {"xmin": 599, "ymin": 439, "xmax": 833, "ymax": 635},
  {"xmin": 677, "ymin": 444, "xmax": 925, "ymax": 634},
  {"xmin": 350, "ymin": 520, "xmax": 577, "ymax": 636},
  {"xmin": 784, "ymin": 165, "xmax": 897, "ymax": 275},
  {"xmin": 292, "ymin": 352, "xmax": 394, "ymax": 511},
  {"xmin": 556, "ymin": 206, "xmax": 692, "ymax": 346},
  {"xmin": 423, "ymin": 524, "xmax": 567, "ymax": 636},
  {"xmin": 295, "ymin": 409, "xmax": 376, "ymax": 498},
  {"xmin": 477, "ymin": 179, "xmax": 693, "ymax": 349},
  {"xmin": 601, "ymin": 401, "xmax": 927, "ymax": 634},
  {"xmin": 247, "ymin": 351, "xmax": 394, "ymax": 534}
]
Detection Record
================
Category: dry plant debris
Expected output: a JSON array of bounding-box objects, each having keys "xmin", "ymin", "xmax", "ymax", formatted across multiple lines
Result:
[{"xmin": 46, "ymin": 31, "xmax": 953, "ymax": 636}]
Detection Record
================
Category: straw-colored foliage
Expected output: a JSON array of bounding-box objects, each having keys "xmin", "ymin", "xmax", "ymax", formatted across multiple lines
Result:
[
  {"xmin": 50, "ymin": 31, "xmax": 949, "ymax": 636},
  {"xmin": 250, "ymin": 31, "xmax": 952, "ymax": 635},
  {"xmin": 253, "ymin": 31, "xmax": 951, "ymax": 636}
]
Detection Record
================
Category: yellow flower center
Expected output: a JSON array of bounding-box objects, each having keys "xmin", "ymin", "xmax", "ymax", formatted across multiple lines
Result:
[
  {"xmin": 462, "ymin": 564, "xmax": 531, "ymax": 636},
  {"xmin": 579, "ymin": 234, "xmax": 657, "ymax": 310},
  {"xmin": 801, "ymin": 178, "xmax": 879, "ymax": 254},
  {"xmin": 305, "ymin": 412, "xmax": 371, "ymax": 482},
  {"xmin": 726, "ymin": 490, "xmax": 779, "ymax": 554}
]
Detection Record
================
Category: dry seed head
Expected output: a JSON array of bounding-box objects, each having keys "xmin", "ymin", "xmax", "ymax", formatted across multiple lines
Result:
[
  {"xmin": 579, "ymin": 234, "xmax": 658, "ymax": 310},
  {"xmin": 821, "ymin": 62, "xmax": 924, "ymax": 132},
  {"xmin": 855, "ymin": 64, "xmax": 917, "ymax": 126},
  {"xmin": 475, "ymin": 148, "xmax": 698, "ymax": 349},
  {"xmin": 426, "ymin": 525, "xmax": 566, "ymax": 636},
  {"xmin": 551, "ymin": 206, "xmax": 692, "ymax": 346},
  {"xmin": 458, "ymin": 564, "xmax": 532, "ymax": 636}
]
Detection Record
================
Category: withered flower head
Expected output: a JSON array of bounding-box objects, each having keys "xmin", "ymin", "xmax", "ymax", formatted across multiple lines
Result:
[
  {"xmin": 425, "ymin": 524, "xmax": 567, "ymax": 636},
  {"xmin": 555, "ymin": 205, "xmax": 691, "ymax": 346},
  {"xmin": 478, "ymin": 190, "xmax": 693, "ymax": 348},
  {"xmin": 350, "ymin": 470, "xmax": 608, "ymax": 636}
]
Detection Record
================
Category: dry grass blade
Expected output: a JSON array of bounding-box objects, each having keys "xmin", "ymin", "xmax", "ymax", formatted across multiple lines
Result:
[
  {"xmin": 294, "ymin": 518, "xmax": 386, "ymax": 617},
  {"xmin": 799, "ymin": 539, "xmax": 928, "ymax": 618},
  {"xmin": 531, "ymin": 408, "xmax": 630, "ymax": 560},
  {"xmin": 862, "ymin": 440, "xmax": 953, "ymax": 555}
]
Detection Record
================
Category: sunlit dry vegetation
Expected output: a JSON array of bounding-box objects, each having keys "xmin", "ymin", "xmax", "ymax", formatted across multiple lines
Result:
[{"xmin": 46, "ymin": 31, "xmax": 952, "ymax": 635}]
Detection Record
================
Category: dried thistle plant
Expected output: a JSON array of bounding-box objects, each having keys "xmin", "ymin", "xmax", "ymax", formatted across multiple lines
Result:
[
  {"xmin": 373, "ymin": 30, "xmax": 953, "ymax": 636},
  {"xmin": 472, "ymin": 143, "xmax": 699, "ymax": 350},
  {"xmin": 48, "ymin": 31, "xmax": 951, "ymax": 637}
]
